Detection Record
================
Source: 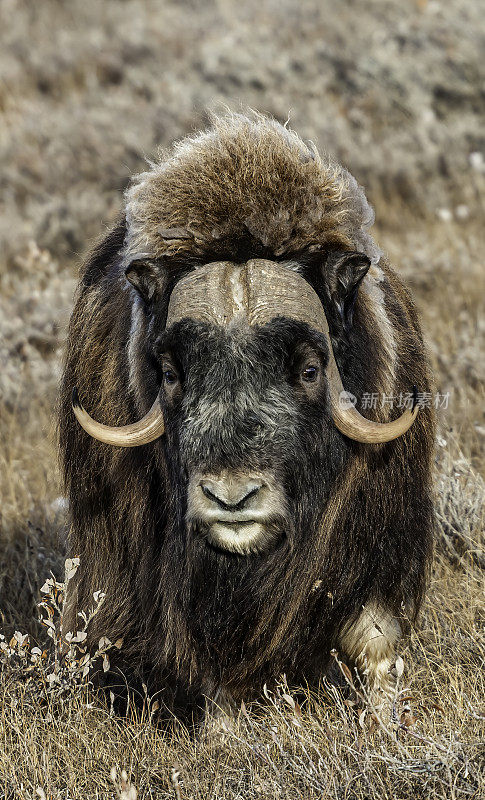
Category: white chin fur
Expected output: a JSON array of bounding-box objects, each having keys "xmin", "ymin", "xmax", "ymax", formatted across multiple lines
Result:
[{"xmin": 206, "ymin": 522, "xmax": 277, "ymax": 555}]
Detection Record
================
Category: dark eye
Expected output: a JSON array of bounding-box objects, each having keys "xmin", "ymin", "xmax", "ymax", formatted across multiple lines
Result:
[
  {"xmin": 302, "ymin": 365, "xmax": 319, "ymax": 382},
  {"xmin": 163, "ymin": 368, "xmax": 178, "ymax": 385}
]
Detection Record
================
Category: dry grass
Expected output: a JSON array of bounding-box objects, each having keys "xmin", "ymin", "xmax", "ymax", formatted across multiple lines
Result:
[
  {"xmin": 0, "ymin": 511, "xmax": 484, "ymax": 798},
  {"xmin": 0, "ymin": 0, "xmax": 484, "ymax": 796}
]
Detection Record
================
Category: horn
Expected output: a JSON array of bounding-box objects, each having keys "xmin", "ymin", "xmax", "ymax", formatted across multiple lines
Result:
[
  {"xmin": 75, "ymin": 259, "xmax": 418, "ymax": 448},
  {"xmin": 326, "ymin": 357, "xmax": 419, "ymax": 443},
  {"xmin": 243, "ymin": 260, "xmax": 420, "ymax": 444},
  {"xmin": 72, "ymin": 388, "xmax": 164, "ymax": 447}
]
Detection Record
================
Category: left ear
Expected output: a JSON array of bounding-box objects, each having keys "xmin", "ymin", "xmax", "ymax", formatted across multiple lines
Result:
[
  {"xmin": 322, "ymin": 249, "xmax": 371, "ymax": 334},
  {"xmin": 125, "ymin": 258, "xmax": 166, "ymax": 305}
]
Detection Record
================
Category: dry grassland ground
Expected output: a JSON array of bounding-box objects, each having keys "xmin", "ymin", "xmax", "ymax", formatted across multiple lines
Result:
[{"xmin": 0, "ymin": 1, "xmax": 483, "ymax": 797}]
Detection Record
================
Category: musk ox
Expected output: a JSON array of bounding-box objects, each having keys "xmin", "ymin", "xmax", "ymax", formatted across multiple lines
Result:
[{"xmin": 60, "ymin": 113, "xmax": 434, "ymax": 723}]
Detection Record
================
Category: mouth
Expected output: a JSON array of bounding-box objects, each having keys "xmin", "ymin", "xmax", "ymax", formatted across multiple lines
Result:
[
  {"xmin": 187, "ymin": 470, "xmax": 287, "ymax": 555},
  {"xmin": 204, "ymin": 520, "xmax": 279, "ymax": 555}
]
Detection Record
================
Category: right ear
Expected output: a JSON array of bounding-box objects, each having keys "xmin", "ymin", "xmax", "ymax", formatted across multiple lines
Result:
[
  {"xmin": 125, "ymin": 259, "xmax": 165, "ymax": 304},
  {"xmin": 320, "ymin": 249, "xmax": 371, "ymax": 336}
]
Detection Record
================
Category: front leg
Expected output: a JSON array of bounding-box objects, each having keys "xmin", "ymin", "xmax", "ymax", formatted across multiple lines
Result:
[{"xmin": 338, "ymin": 602, "xmax": 401, "ymax": 712}]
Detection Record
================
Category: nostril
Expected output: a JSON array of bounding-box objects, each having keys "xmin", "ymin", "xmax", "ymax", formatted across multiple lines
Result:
[
  {"xmin": 201, "ymin": 484, "xmax": 227, "ymax": 509},
  {"xmin": 238, "ymin": 485, "xmax": 262, "ymax": 508},
  {"xmin": 199, "ymin": 480, "xmax": 263, "ymax": 512}
]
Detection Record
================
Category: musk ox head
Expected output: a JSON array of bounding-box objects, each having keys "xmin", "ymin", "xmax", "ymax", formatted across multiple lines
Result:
[{"xmin": 72, "ymin": 258, "xmax": 418, "ymax": 556}]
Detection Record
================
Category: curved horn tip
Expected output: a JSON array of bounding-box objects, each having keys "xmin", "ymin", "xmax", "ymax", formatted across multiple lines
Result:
[
  {"xmin": 332, "ymin": 384, "xmax": 420, "ymax": 444},
  {"xmin": 70, "ymin": 388, "xmax": 165, "ymax": 447}
]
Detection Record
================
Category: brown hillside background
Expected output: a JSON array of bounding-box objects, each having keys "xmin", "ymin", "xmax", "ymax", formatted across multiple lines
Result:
[{"xmin": 0, "ymin": 1, "xmax": 483, "ymax": 797}]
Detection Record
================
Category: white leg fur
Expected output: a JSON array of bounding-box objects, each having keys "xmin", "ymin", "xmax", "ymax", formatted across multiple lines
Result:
[{"xmin": 338, "ymin": 603, "xmax": 401, "ymax": 709}]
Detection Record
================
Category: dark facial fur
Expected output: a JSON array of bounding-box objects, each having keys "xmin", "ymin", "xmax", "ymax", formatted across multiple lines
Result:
[{"xmin": 154, "ymin": 319, "xmax": 346, "ymax": 553}]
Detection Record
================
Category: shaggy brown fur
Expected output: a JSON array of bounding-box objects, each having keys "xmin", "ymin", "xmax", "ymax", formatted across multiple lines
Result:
[
  {"xmin": 124, "ymin": 111, "xmax": 381, "ymax": 265},
  {"xmin": 59, "ymin": 113, "xmax": 435, "ymax": 723}
]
